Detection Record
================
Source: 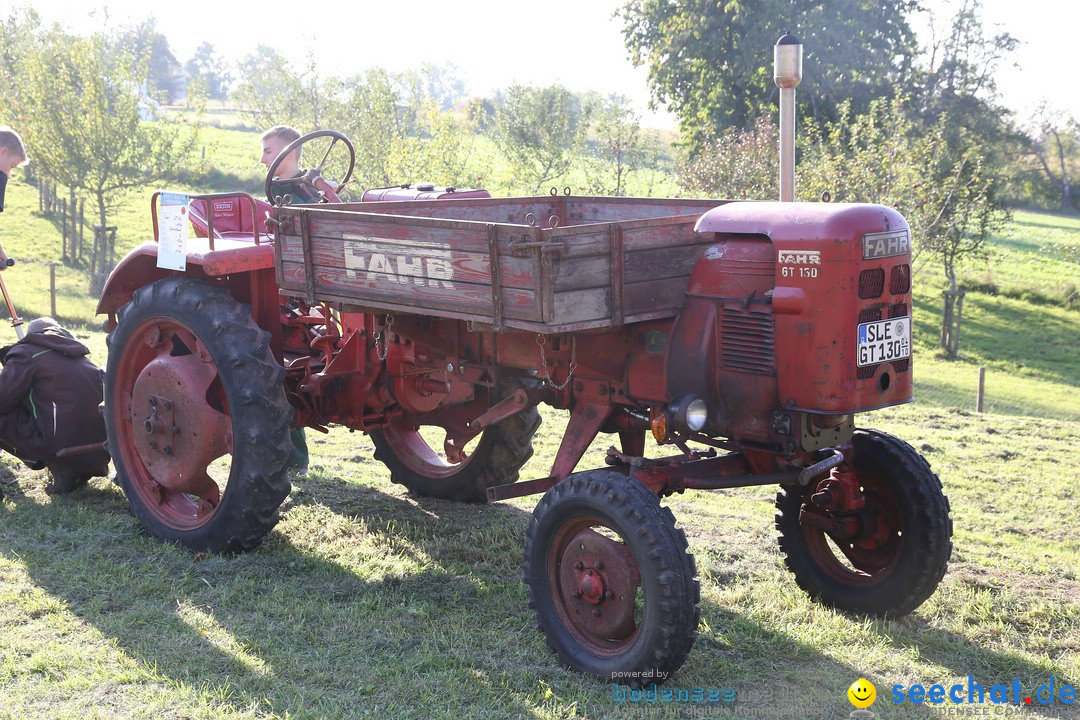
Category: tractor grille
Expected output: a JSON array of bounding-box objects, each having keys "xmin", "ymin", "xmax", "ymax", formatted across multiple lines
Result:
[
  {"xmin": 721, "ymin": 307, "xmax": 775, "ymax": 375},
  {"xmin": 859, "ymin": 268, "xmax": 885, "ymax": 299},
  {"xmin": 858, "ymin": 307, "xmax": 883, "ymax": 324},
  {"xmin": 890, "ymin": 264, "xmax": 911, "ymax": 294},
  {"xmin": 856, "ymin": 304, "xmax": 911, "ymax": 379},
  {"xmin": 890, "ymin": 302, "xmax": 910, "ymax": 373},
  {"xmin": 856, "ymin": 308, "xmax": 883, "ymax": 379}
]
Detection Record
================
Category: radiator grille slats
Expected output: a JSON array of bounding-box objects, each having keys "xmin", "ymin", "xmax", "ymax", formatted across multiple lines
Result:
[
  {"xmin": 890, "ymin": 302, "xmax": 911, "ymax": 373},
  {"xmin": 857, "ymin": 304, "xmax": 912, "ymax": 379},
  {"xmin": 890, "ymin": 264, "xmax": 911, "ymax": 294},
  {"xmin": 721, "ymin": 308, "xmax": 775, "ymax": 375},
  {"xmin": 856, "ymin": 308, "xmax": 883, "ymax": 379},
  {"xmin": 859, "ymin": 268, "xmax": 885, "ymax": 299}
]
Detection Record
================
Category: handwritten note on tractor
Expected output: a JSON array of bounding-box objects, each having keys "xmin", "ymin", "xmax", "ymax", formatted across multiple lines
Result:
[{"xmin": 157, "ymin": 192, "xmax": 190, "ymax": 271}]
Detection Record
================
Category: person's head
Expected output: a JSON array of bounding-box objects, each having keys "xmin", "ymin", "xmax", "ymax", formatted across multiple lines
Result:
[
  {"xmin": 27, "ymin": 317, "xmax": 75, "ymax": 339},
  {"xmin": 260, "ymin": 125, "xmax": 301, "ymax": 177},
  {"xmin": 0, "ymin": 127, "xmax": 27, "ymax": 176}
]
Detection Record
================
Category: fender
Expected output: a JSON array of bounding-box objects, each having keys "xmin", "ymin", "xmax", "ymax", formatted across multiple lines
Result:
[{"xmin": 97, "ymin": 240, "xmax": 276, "ymax": 317}]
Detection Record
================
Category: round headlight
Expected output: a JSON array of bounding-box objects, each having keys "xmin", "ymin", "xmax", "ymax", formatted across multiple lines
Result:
[{"xmin": 685, "ymin": 397, "xmax": 708, "ymax": 432}]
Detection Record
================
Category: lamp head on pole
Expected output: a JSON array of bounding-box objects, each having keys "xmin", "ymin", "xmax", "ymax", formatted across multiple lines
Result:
[{"xmin": 774, "ymin": 32, "xmax": 803, "ymax": 89}]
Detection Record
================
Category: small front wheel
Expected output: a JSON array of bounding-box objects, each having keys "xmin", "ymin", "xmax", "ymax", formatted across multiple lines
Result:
[
  {"xmin": 775, "ymin": 429, "xmax": 952, "ymax": 616},
  {"xmin": 524, "ymin": 470, "xmax": 699, "ymax": 685}
]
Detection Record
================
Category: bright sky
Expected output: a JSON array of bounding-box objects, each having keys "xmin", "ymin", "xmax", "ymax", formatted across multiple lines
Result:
[{"xmin": 22, "ymin": 0, "xmax": 1077, "ymax": 129}]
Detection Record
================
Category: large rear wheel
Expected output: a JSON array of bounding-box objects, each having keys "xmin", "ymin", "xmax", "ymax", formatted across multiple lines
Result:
[
  {"xmin": 524, "ymin": 470, "xmax": 700, "ymax": 685},
  {"xmin": 369, "ymin": 376, "xmax": 540, "ymax": 502},
  {"xmin": 775, "ymin": 429, "xmax": 952, "ymax": 616},
  {"xmin": 105, "ymin": 277, "xmax": 293, "ymax": 552}
]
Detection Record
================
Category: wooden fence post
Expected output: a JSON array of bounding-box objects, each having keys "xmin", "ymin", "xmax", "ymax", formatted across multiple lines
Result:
[
  {"xmin": 91, "ymin": 223, "xmax": 101, "ymax": 274},
  {"xmin": 976, "ymin": 367, "xmax": 985, "ymax": 413},
  {"xmin": 90, "ymin": 225, "xmax": 118, "ymax": 295},
  {"xmin": 106, "ymin": 225, "xmax": 117, "ymax": 268},
  {"xmin": 60, "ymin": 198, "xmax": 68, "ymax": 251},
  {"xmin": 78, "ymin": 199, "xmax": 85, "ymax": 257},
  {"xmin": 61, "ymin": 197, "xmax": 68, "ymax": 263},
  {"xmin": 68, "ymin": 188, "xmax": 76, "ymax": 258},
  {"xmin": 49, "ymin": 264, "xmax": 57, "ymax": 318}
]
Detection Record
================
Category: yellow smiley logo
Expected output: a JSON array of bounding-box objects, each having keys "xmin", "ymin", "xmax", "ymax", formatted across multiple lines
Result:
[{"xmin": 848, "ymin": 678, "xmax": 876, "ymax": 708}]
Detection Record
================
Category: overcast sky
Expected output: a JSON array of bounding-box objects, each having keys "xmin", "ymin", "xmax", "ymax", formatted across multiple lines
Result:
[{"xmin": 21, "ymin": 0, "xmax": 1077, "ymax": 129}]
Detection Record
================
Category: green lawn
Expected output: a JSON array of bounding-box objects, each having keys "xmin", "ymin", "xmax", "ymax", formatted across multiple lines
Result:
[{"xmin": 0, "ymin": 166, "xmax": 1078, "ymax": 719}]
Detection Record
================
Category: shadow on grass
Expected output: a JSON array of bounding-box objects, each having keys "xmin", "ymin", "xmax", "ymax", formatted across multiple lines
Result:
[
  {"xmin": 880, "ymin": 616, "xmax": 1077, "ymax": 719},
  {"xmin": 3, "ymin": 471, "xmax": 1072, "ymax": 719},
  {"xmin": 1009, "ymin": 216, "xmax": 1080, "ymax": 234},
  {"xmin": 913, "ymin": 292, "xmax": 1080, "ymax": 389}
]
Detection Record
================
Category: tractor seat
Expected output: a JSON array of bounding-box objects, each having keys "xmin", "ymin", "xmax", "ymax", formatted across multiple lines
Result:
[{"xmin": 188, "ymin": 195, "xmax": 274, "ymax": 243}]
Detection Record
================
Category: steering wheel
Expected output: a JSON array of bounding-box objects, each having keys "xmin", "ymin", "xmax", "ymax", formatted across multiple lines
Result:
[{"xmin": 264, "ymin": 129, "xmax": 356, "ymax": 206}]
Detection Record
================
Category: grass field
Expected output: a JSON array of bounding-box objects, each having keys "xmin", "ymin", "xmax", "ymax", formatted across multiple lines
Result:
[{"xmin": 0, "ymin": 160, "xmax": 1078, "ymax": 719}]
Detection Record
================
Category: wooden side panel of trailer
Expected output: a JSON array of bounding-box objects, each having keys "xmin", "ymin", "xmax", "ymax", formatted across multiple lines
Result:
[{"xmin": 273, "ymin": 196, "xmax": 730, "ymax": 332}]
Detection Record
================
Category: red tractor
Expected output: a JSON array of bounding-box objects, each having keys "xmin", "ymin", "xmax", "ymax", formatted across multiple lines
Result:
[{"xmin": 97, "ymin": 130, "xmax": 951, "ymax": 684}]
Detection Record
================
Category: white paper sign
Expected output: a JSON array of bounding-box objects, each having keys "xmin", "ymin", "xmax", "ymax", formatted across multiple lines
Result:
[{"xmin": 157, "ymin": 191, "xmax": 189, "ymax": 271}]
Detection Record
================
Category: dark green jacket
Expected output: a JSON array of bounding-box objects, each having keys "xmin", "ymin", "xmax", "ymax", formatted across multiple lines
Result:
[{"xmin": 0, "ymin": 328, "xmax": 107, "ymax": 467}]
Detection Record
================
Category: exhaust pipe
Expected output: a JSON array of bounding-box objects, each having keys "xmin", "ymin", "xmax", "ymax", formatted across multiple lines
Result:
[{"xmin": 774, "ymin": 32, "xmax": 803, "ymax": 202}]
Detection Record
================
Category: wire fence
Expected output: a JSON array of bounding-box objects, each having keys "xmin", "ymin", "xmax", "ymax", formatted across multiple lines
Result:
[
  {"xmin": 874, "ymin": 364, "xmax": 1079, "ymax": 423},
  {"xmin": 37, "ymin": 180, "xmax": 118, "ymax": 294}
]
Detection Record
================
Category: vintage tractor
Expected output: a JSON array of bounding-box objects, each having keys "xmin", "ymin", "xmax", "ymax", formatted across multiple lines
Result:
[{"xmin": 97, "ymin": 127, "xmax": 952, "ymax": 684}]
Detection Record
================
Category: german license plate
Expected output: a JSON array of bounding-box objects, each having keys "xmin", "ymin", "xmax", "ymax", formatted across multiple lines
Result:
[{"xmin": 857, "ymin": 316, "xmax": 911, "ymax": 367}]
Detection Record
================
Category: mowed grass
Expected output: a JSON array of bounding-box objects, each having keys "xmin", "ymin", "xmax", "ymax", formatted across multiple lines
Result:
[
  {"xmin": 2, "ymin": 408, "xmax": 1078, "ymax": 719},
  {"xmin": 0, "ymin": 167, "xmax": 1078, "ymax": 718}
]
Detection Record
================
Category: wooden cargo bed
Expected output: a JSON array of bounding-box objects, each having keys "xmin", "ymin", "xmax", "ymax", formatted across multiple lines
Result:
[{"xmin": 274, "ymin": 195, "xmax": 727, "ymax": 332}]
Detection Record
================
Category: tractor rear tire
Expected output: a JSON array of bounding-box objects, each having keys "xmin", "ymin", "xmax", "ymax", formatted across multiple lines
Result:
[
  {"xmin": 369, "ymin": 376, "xmax": 540, "ymax": 503},
  {"xmin": 775, "ymin": 429, "xmax": 952, "ymax": 617},
  {"xmin": 105, "ymin": 276, "xmax": 293, "ymax": 552}
]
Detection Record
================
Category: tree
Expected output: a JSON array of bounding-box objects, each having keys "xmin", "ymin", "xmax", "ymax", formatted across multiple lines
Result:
[
  {"xmin": 234, "ymin": 47, "xmax": 343, "ymax": 131},
  {"xmin": 185, "ymin": 42, "xmax": 232, "ymax": 101},
  {"xmin": 798, "ymin": 97, "xmax": 1008, "ymax": 356},
  {"xmin": 620, "ymin": 0, "xmax": 919, "ymax": 154},
  {"xmin": 416, "ymin": 62, "xmax": 467, "ymax": 112},
  {"xmin": 913, "ymin": 0, "xmax": 1021, "ymax": 167},
  {"xmin": 19, "ymin": 27, "xmax": 202, "ymax": 280},
  {"xmin": 678, "ymin": 116, "xmax": 778, "ymax": 199},
  {"xmin": 335, "ymin": 68, "xmax": 408, "ymax": 188},
  {"xmin": 1027, "ymin": 107, "xmax": 1078, "ymax": 213},
  {"xmin": 0, "ymin": 8, "xmax": 41, "ymax": 119},
  {"xmin": 580, "ymin": 94, "xmax": 645, "ymax": 196},
  {"xmin": 235, "ymin": 59, "xmax": 485, "ymax": 193},
  {"xmin": 494, "ymin": 84, "xmax": 593, "ymax": 193},
  {"xmin": 338, "ymin": 69, "xmax": 487, "ymax": 190},
  {"xmin": 122, "ymin": 20, "xmax": 184, "ymax": 103},
  {"xmin": 915, "ymin": 0, "xmax": 1017, "ymax": 116}
]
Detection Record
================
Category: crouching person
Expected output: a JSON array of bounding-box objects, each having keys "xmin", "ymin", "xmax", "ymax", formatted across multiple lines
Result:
[{"xmin": 0, "ymin": 317, "xmax": 109, "ymax": 494}]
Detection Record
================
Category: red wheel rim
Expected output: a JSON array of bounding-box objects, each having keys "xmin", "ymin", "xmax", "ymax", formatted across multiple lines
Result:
[
  {"xmin": 547, "ymin": 516, "xmax": 643, "ymax": 656},
  {"xmin": 113, "ymin": 316, "xmax": 234, "ymax": 530},
  {"xmin": 380, "ymin": 420, "xmax": 477, "ymax": 479},
  {"xmin": 800, "ymin": 471, "xmax": 904, "ymax": 587}
]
